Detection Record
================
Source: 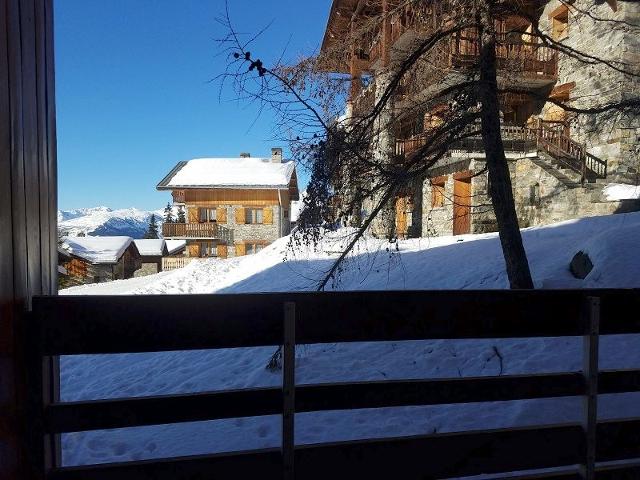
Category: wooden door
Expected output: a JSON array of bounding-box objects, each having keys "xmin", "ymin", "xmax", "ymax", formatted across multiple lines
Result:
[
  {"xmin": 453, "ymin": 177, "xmax": 471, "ymax": 235},
  {"xmin": 395, "ymin": 197, "xmax": 409, "ymax": 238}
]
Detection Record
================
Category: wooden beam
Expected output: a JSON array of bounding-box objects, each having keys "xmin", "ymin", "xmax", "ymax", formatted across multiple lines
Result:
[
  {"xmin": 32, "ymin": 290, "xmax": 640, "ymax": 355},
  {"xmin": 42, "ymin": 370, "xmax": 640, "ymax": 434}
]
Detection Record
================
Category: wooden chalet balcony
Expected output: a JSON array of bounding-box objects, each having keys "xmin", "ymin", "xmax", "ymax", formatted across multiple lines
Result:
[
  {"xmin": 162, "ymin": 222, "xmax": 234, "ymax": 242},
  {"xmin": 396, "ymin": 123, "xmax": 607, "ymax": 184},
  {"xmin": 364, "ymin": 0, "xmax": 557, "ymax": 84},
  {"xmin": 450, "ymin": 33, "xmax": 558, "ymax": 79}
]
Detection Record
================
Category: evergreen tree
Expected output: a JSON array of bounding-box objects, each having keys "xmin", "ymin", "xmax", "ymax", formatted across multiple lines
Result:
[
  {"xmin": 144, "ymin": 214, "xmax": 159, "ymax": 239},
  {"xmin": 177, "ymin": 206, "xmax": 186, "ymax": 223},
  {"xmin": 163, "ymin": 202, "xmax": 174, "ymax": 224}
]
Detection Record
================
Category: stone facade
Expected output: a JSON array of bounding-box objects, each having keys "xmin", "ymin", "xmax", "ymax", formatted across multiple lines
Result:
[
  {"xmin": 538, "ymin": 0, "xmax": 640, "ymax": 180},
  {"xmin": 421, "ymin": 154, "xmax": 639, "ymax": 238},
  {"xmin": 227, "ymin": 204, "xmax": 287, "ymax": 257}
]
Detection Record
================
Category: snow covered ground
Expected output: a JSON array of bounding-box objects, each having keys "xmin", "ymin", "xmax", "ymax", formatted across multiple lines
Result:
[
  {"xmin": 60, "ymin": 212, "xmax": 640, "ymax": 469},
  {"xmin": 603, "ymin": 183, "xmax": 640, "ymax": 201}
]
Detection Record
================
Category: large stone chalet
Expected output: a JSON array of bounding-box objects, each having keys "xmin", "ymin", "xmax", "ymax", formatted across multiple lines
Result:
[
  {"xmin": 157, "ymin": 148, "xmax": 299, "ymax": 258},
  {"xmin": 322, "ymin": 0, "xmax": 640, "ymax": 237}
]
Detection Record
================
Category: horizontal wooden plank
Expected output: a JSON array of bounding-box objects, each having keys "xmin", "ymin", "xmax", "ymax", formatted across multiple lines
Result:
[
  {"xmin": 297, "ymin": 373, "xmax": 585, "ymax": 413},
  {"xmin": 44, "ymin": 370, "xmax": 640, "ymax": 434},
  {"xmin": 595, "ymin": 461, "xmax": 640, "ymax": 480},
  {"xmin": 33, "ymin": 290, "xmax": 640, "ymax": 355},
  {"xmin": 46, "ymin": 418, "xmax": 640, "ymax": 480},
  {"xmin": 48, "ymin": 423, "xmax": 585, "ymax": 480},
  {"xmin": 598, "ymin": 290, "xmax": 640, "ymax": 335},
  {"xmin": 47, "ymin": 447, "xmax": 282, "ymax": 480},
  {"xmin": 597, "ymin": 417, "xmax": 640, "ymax": 462},
  {"xmin": 45, "ymin": 387, "xmax": 282, "ymax": 434},
  {"xmin": 33, "ymin": 294, "xmax": 286, "ymax": 354}
]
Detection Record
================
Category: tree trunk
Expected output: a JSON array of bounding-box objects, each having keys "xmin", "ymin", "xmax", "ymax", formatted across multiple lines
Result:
[{"xmin": 478, "ymin": 3, "xmax": 534, "ymax": 289}]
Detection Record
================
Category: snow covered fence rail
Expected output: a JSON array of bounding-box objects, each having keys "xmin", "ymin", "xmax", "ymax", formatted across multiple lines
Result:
[{"xmin": 27, "ymin": 290, "xmax": 640, "ymax": 480}]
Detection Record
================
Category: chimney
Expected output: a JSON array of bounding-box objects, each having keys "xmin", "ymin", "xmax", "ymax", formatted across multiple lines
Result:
[
  {"xmin": 240, "ymin": 152, "xmax": 251, "ymax": 158},
  {"xmin": 271, "ymin": 147, "xmax": 283, "ymax": 163}
]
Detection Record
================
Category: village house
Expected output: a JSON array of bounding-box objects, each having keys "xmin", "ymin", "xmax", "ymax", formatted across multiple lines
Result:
[
  {"xmin": 133, "ymin": 239, "xmax": 169, "ymax": 277},
  {"xmin": 321, "ymin": 0, "xmax": 640, "ymax": 237},
  {"xmin": 59, "ymin": 236, "xmax": 142, "ymax": 283},
  {"xmin": 157, "ymin": 149, "xmax": 299, "ymax": 258}
]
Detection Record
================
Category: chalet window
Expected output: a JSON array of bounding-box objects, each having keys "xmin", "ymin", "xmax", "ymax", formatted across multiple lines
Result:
[
  {"xmin": 431, "ymin": 180, "xmax": 446, "ymax": 208},
  {"xmin": 198, "ymin": 241, "xmax": 216, "ymax": 257},
  {"xmin": 245, "ymin": 208, "xmax": 264, "ymax": 224},
  {"xmin": 198, "ymin": 208, "xmax": 217, "ymax": 223},
  {"xmin": 550, "ymin": 5, "xmax": 569, "ymax": 41},
  {"xmin": 245, "ymin": 242, "xmax": 266, "ymax": 255}
]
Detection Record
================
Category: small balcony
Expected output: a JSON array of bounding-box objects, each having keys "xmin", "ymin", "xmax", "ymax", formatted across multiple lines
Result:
[
  {"xmin": 395, "ymin": 124, "xmax": 538, "ymax": 158},
  {"xmin": 162, "ymin": 222, "xmax": 234, "ymax": 242}
]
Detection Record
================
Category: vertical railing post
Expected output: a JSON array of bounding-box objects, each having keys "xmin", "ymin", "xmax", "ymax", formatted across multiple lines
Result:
[
  {"xmin": 282, "ymin": 302, "xmax": 296, "ymax": 480},
  {"xmin": 580, "ymin": 296, "xmax": 600, "ymax": 480}
]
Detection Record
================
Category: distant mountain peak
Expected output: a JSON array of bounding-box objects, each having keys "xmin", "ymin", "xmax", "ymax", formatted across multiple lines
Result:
[{"xmin": 58, "ymin": 206, "xmax": 164, "ymax": 239}]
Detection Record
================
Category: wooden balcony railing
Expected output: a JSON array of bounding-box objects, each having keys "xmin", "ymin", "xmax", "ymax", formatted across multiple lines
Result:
[
  {"xmin": 28, "ymin": 290, "xmax": 640, "ymax": 479},
  {"xmin": 449, "ymin": 33, "xmax": 558, "ymax": 78},
  {"xmin": 396, "ymin": 123, "xmax": 607, "ymax": 184},
  {"xmin": 162, "ymin": 222, "xmax": 234, "ymax": 242},
  {"xmin": 162, "ymin": 256, "xmax": 199, "ymax": 271},
  {"xmin": 367, "ymin": 5, "xmax": 558, "ymax": 80}
]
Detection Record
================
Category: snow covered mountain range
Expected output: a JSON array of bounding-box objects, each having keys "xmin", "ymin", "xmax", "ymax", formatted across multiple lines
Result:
[{"xmin": 58, "ymin": 206, "xmax": 164, "ymax": 238}]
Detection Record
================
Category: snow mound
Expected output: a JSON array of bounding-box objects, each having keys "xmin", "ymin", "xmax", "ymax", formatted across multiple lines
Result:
[{"xmin": 603, "ymin": 183, "xmax": 640, "ymax": 201}]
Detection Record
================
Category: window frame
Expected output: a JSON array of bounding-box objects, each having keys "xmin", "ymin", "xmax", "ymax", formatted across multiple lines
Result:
[
  {"xmin": 431, "ymin": 180, "xmax": 446, "ymax": 208},
  {"xmin": 245, "ymin": 207, "xmax": 264, "ymax": 225},
  {"xmin": 198, "ymin": 207, "xmax": 217, "ymax": 223}
]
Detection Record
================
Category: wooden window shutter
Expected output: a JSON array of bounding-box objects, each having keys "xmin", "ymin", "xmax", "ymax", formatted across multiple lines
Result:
[
  {"xmin": 188, "ymin": 207, "xmax": 199, "ymax": 223},
  {"xmin": 263, "ymin": 207, "xmax": 273, "ymax": 225},
  {"xmin": 235, "ymin": 207, "xmax": 245, "ymax": 224},
  {"xmin": 187, "ymin": 243, "xmax": 199, "ymax": 257},
  {"xmin": 235, "ymin": 242, "xmax": 245, "ymax": 256},
  {"xmin": 217, "ymin": 244, "xmax": 228, "ymax": 258},
  {"xmin": 217, "ymin": 207, "xmax": 227, "ymax": 224}
]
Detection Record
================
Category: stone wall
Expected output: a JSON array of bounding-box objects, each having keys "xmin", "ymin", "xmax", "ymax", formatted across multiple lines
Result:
[
  {"xmin": 420, "ymin": 153, "xmax": 639, "ymax": 238},
  {"xmin": 538, "ymin": 0, "xmax": 640, "ymax": 179},
  {"xmin": 226, "ymin": 204, "xmax": 285, "ymax": 257},
  {"xmin": 134, "ymin": 262, "xmax": 160, "ymax": 277}
]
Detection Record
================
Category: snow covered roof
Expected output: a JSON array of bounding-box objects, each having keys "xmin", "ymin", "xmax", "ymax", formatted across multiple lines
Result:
[
  {"xmin": 157, "ymin": 157, "xmax": 299, "ymax": 198},
  {"xmin": 166, "ymin": 240, "xmax": 186, "ymax": 255},
  {"xmin": 133, "ymin": 239, "xmax": 167, "ymax": 257},
  {"xmin": 61, "ymin": 236, "xmax": 136, "ymax": 264}
]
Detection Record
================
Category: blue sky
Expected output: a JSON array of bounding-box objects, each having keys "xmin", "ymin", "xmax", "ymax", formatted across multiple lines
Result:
[{"xmin": 55, "ymin": 0, "xmax": 331, "ymax": 210}]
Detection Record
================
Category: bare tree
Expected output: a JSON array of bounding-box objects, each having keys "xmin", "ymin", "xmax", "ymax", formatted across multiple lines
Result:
[{"xmin": 219, "ymin": 0, "xmax": 640, "ymax": 290}]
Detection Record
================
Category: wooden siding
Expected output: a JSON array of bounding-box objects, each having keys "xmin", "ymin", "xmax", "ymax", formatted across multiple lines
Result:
[
  {"xmin": 187, "ymin": 243, "xmax": 200, "ymax": 257},
  {"xmin": 184, "ymin": 188, "xmax": 281, "ymax": 206},
  {"xmin": 0, "ymin": 1, "xmax": 58, "ymax": 478}
]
